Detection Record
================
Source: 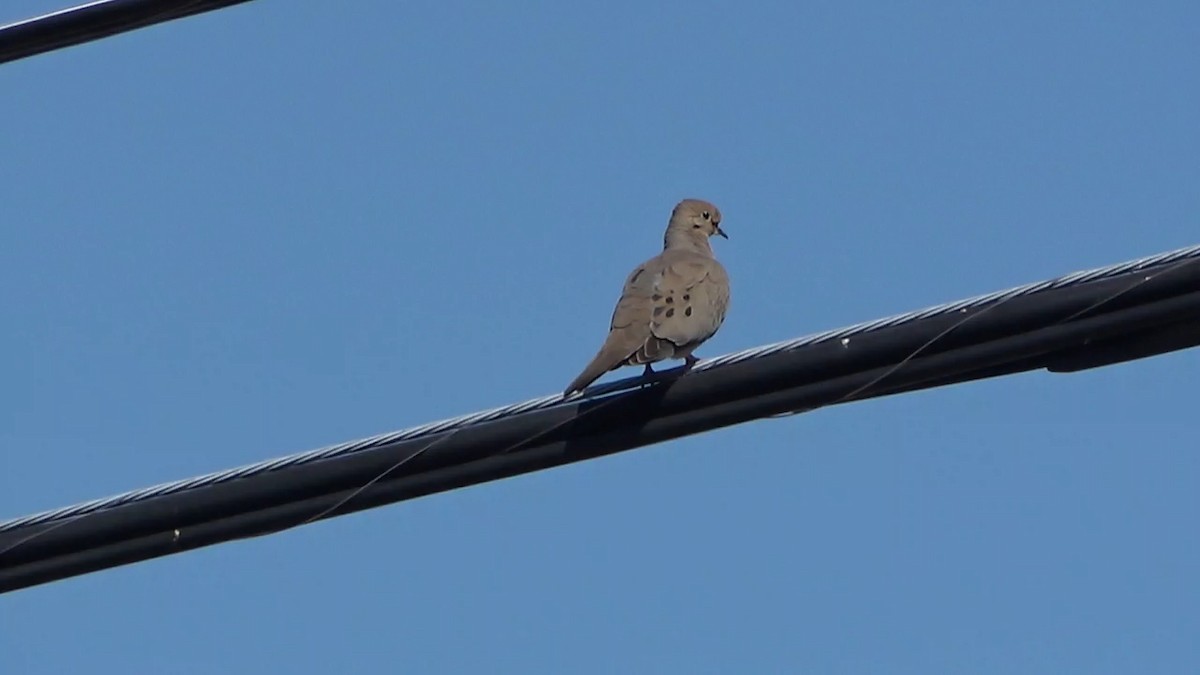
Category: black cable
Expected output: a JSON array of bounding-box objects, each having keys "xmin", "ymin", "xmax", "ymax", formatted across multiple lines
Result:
[
  {"xmin": 2, "ymin": 249, "xmax": 1199, "ymax": 593},
  {"xmin": 0, "ymin": 0, "xmax": 255, "ymax": 65}
]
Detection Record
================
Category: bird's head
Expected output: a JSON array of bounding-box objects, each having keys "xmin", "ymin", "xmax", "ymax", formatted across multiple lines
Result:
[{"xmin": 668, "ymin": 199, "xmax": 727, "ymax": 242}]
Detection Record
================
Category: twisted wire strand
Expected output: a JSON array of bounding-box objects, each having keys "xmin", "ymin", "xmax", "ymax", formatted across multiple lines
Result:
[{"xmin": 3, "ymin": 243, "xmax": 1198, "ymax": 534}]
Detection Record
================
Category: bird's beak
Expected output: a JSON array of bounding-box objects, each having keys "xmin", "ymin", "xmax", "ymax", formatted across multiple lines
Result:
[{"xmin": 715, "ymin": 225, "xmax": 728, "ymax": 239}]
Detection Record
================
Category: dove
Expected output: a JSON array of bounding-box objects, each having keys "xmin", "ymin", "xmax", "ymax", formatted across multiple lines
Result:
[{"xmin": 564, "ymin": 199, "xmax": 731, "ymax": 397}]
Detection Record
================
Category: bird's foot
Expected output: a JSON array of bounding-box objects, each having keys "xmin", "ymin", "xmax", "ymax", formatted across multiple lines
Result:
[
  {"xmin": 641, "ymin": 363, "xmax": 666, "ymax": 382},
  {"xmin": 682, "ymin": 354, "xmax": 699, "ymax": 372}
]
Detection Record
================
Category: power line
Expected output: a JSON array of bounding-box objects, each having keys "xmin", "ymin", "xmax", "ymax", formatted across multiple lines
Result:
[
  {"xmin": 3, "ymin": 243, "xmax": 1199, "ymax": 594},
  {"xmin": 0, "ymin": 0, "xmax": 256, "ymax": 65}
]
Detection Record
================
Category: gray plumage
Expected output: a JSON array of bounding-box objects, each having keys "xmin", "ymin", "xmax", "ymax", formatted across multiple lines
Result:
[{"xmin": 564, "ymin": 199, "xmax": 731, "ymax": 396}]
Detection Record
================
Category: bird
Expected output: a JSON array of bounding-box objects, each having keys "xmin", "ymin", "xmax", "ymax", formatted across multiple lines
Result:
[{"xmin": 564, "ymin": 198, "xmax": 731, "ymax": 397}]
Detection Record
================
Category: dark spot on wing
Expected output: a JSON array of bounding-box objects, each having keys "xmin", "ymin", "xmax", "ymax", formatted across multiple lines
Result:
[
  {"xmin": 666, "ymin": 308, "xmax": 675, "ymax": 318},
  {"xmin": 685, "ymin": 307, "xmax": 693, "ymax": 317}
]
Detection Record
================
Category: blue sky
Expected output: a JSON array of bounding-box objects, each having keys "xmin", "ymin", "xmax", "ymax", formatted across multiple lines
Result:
[{"xmin": 2, "ymin": 1, "xmax": 1199, "ymax": 672}]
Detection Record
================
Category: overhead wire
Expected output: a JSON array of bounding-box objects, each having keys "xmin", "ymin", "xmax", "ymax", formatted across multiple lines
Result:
[
  {"xmin": 2, "ymin": 242, "xmax": 1199, "ymax": 592},
  {"xmin": 5, "ymin": 243, "xmax": 1197, "ymax": 537},
  {"xmin": 0, "ymin": 0, "xmax": 256, "ymax": 65}
]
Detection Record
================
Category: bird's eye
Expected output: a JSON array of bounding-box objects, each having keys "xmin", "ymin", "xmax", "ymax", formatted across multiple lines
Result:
[{"xmin": 702, "ymin": 211, "xmax": 711, "ymax": 220}]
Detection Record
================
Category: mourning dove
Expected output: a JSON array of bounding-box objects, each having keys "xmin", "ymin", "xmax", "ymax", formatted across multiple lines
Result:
[{"xmin": 564, "ymin": 198, "xmax": 731, "ymax": 396}]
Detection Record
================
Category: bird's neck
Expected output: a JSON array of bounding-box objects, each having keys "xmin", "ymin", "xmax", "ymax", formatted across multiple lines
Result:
[{"xmin": 663, "ymin": 231, "xmax": 714, "ymax": 257}]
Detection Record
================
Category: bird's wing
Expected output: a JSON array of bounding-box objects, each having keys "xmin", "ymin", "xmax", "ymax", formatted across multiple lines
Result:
[
  {"xmin": 564, "ymin": 255, "xmax": 664, "ymax": 394},
  {"xmin": 648, "ymin": 254, "xmax": 730, "ymax": 349}
]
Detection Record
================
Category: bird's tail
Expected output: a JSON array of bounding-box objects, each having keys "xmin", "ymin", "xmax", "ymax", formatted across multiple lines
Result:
[{"xmin": 563, "ymin": 348, "xmax": 622, "ymax": 397}]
